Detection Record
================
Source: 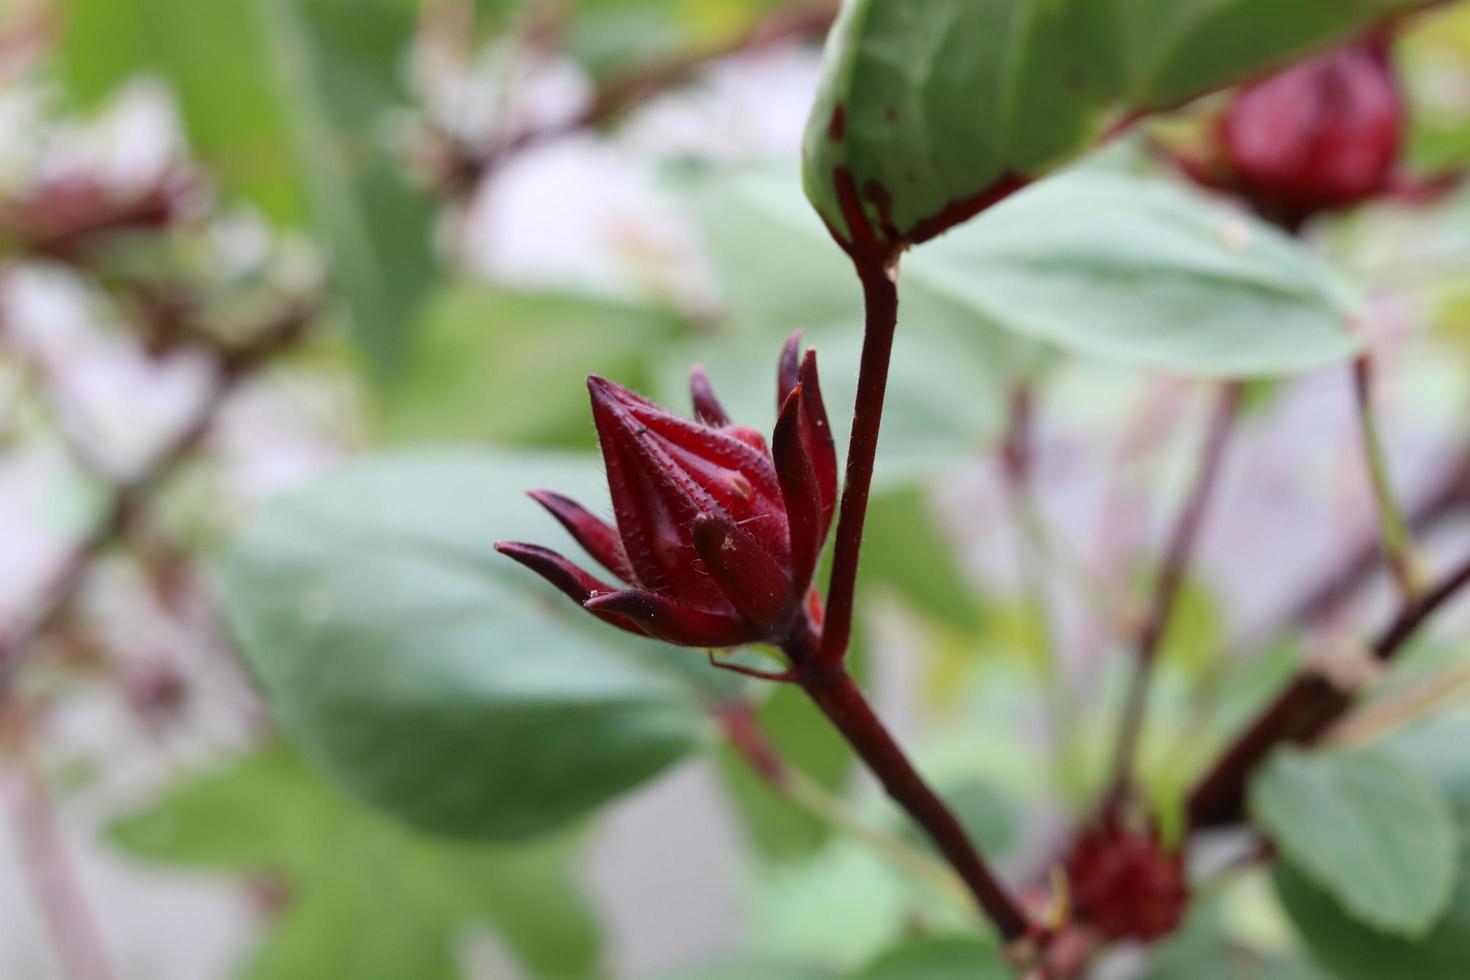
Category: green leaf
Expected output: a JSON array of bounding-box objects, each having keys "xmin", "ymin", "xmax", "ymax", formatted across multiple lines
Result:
[
  {"xmin": 718, "ymin": 683, "xmax": 852, "ymax": 862},
  {"xmin": 1145, "ymin": 898, "xmax": 1327, "ymax": 980},
  {"xmin": 861, "ymin": 487, "xmax": 985, "ymax": 631},
  {"xmin": 566, "ymin": 0, "xmax": 788, "ymax": 79},
  {"xmin": 804, "ymin": 0, "xmax": 1423, "ymax": 250},
  {"xmin": 895, "ymin": 779, "xmax": 1015, "ymax": 859},
  {"xmin": 657, "ymin": 323, "xmax": 1004, "ymax": 489},
  {"xmin": 848, "ymin": 937, "xmax": 1011, "ymax": 980},
  {"xmin": 1249, "ymin": 747, "xmax": 1459, "ymax": 937},
  {"xmin": 1384, "ymin": 713, "xmax": 1470, "ymax": 819},
  {"xmin": 256, "ymin": 0, "xmax": 439, "ymax": 376},
  {"xmin": 59, "ymin": 0, "xmax": 304, "ymax": 221},
  {"xmin": 1276, "ymin": 831, "xmax": 1470, "ymax": 980},
  {"xmin": 380, "ymin": 286, "xmax": 688, "ymax": 449},
  {"xmin": 657, "ymin": 959, "xmax": 834, "ymax": 980},
  {"xmin": 687, "ymin": 164, "xmax": 1360, "ymax": 378},
  {"xmin": 111, "ymin": 747, "xmax": 602, "ymax": 979},
  {"xmin": 912, "ymin": 170, "xmax": 1362, "ymax": 376},
  {"xmin": 222, "ymin": 451, "xmax": 716, "ymax": 842}
]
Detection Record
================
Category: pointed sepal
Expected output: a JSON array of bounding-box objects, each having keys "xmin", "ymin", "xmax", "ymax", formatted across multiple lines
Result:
[
  {"xmin": 526, "ymin": 490, "xmax": 633, "ymax": 582},
  {"xmin": 583, "ymin": 589, "xmax": 752, "ymax": 647},
  {"xmin": 691, "ymin": 513, "xmax": 793, "ymax": 632},
  {"xmin": 689, "ymin": 364, "xmax": 731, "ymax": 427},
  {"xmin": 492, "ymin": 542, "xmax": 646, "ymax": 636}
]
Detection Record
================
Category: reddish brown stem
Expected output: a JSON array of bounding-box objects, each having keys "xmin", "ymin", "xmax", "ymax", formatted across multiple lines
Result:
[
  {"xmin": 1105, "ymin": 382, "xmax": 1244, "ymax": 805},
  {"xmin": 803, "ymin": 665, "xmax": 1032, "ymax": 943},
  {"xmin": 1188, "ymin": 550, "xmax": 1470, "ymax": 829},
  {"xmin": 785, "ymin": 628, "xmax": 1035, "ymax": 946},
  {"xmin": 819, "ymin": 262, "xmax": 899, "ymax": 665},
  {"xmin": 4, "ymin": 721, "xmax": 115, "ymax": 980}
]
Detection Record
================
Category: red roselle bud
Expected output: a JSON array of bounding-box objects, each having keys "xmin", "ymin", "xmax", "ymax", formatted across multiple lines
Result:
[
  {"xmin": 1061, "ymin": 814, "xmax": 1189, "ymax": 943},
  {"xmin": 496, "ymin": 333, "xmax": 837, "ymax": 650},
  {"xmin": 1185, "ymin": 41, "xmax": 1404, "ymax": 227},
  {"xmin": 0, "ymin": 168, "xmax": 197, "ymax": 259}
]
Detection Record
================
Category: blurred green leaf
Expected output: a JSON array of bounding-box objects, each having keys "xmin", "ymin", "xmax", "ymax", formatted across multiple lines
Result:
[
  {"xmin": 567, "ymin": 0, "xmax": 789, "ymax": 79},
  {"xmin": 1276, "ymin": 830, "xmax": 1470, "ymax": 980},
  {"xmin": 861, "ymin": 487, "xmax": 984, "ymax": 631},
  {"xmin": 912, "ymin": 171, "xmax": 1363, "ymax": 377},
  {"xmin": 112, "ymin": 747, "xmax": 602, "ymax": 979},
  {"xmin": 223, "ymin": 451, "xmax": 719, "ymax": 842},
  {"xmin": 380, "ymin": 285, "xmax": 688, "ymax": 448},
  {"xmin": 1384, "ymin": 713, "xmax": 1470, "ymax": 819},
  {"xmin": 257, "ymin": 0, "xmax": 439, "ymax": 376},
  {"xmin": 718, "ymin": 683, "xmax": 852, "ymax": 862},
  {"xmin": 657, "ymin": 958, "xmax": 834, "ymax": 980},
  {"xmin": 59, "ymin": 0, "xmax": 303, "ymax": 221},
  {"xmin": 1145, "ymin": 899, "xmax": 1327, "ymax": 980},
  {"xmin": 1251, "ymin": 747, "xmax": 1459, "ymax": 937},
  {"xmin": 687, "ymin": 165, "xmax": 1360, "ymax": 379},
  {"xmin": 658, "ymin": 324, "xmax": 1003, "ymax": 489},
  {"xmin": 848, "ymin": 937, "xmax": 1009, "ymax": 980},
  {"xmin": 804, "ymin": 0, "xmax": 1424, "ymax": 248},
  {"xmin": 896, "ymin": 779, "xmax": 1014, "ymax": 859}
]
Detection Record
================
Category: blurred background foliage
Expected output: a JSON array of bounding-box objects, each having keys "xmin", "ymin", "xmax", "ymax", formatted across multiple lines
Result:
[{"xmin": 0, "ymin": 0, "xmax": 1469, "ymax": 978}]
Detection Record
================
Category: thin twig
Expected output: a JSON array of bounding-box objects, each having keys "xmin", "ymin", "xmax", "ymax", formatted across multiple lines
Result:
[
  {"xmin": 1352, "ymin": 355, "xmax": 1421, "ymax": 602},
  {"xmin": 998, "ymin": 384, "xmax": 1079, "ymax": 793},
  {"xmin": 714, "ymin": 702, "xmax": 970, "ymax": 905},
  {"xmin": 441, "ymin": 1, "xmax": 838, "ymax": 193},
  {"xmin": 1188, "ymin": 550, "xmax": 1470, "ymax": 829},
  {"xmin": 2, "ymin": 708, "xmax": 115, "ymax": 980},
  {"xmin": 0, "ymin": 305, "xmax": 315, "ymax": 689},
  {"xmin": 1104, "ymin": 382, "xmax": 1244, "ymax": 806}
]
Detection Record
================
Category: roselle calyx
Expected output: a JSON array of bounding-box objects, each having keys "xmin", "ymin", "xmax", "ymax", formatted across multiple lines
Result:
[
  {"xmin": 1183, "ymin": 41, "xmax": 1404, "ymax": 227},
  {"xmin": 1062, "ymin": 814, "xmax": 1188, "ymax": 943},
  {"xmin": 496, "ymin": 333, "xmax": 837, "ymax": 650}
]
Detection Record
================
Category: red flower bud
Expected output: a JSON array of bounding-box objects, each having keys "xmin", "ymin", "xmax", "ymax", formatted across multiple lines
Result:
[
  {"xmin": 1062, "ymin": 815, "xmax": 1189, "ymax": 943},
  {"xmin": 1184, "ymin": 42, "xmax": 1404, "ymax": 226},
  {"xmin": 0, "ymin": 168, "xmax": 198, "ymax": 258},
  {"xmin": 497, "ymin": 334, "xmax": 838, "ymax": 650}
]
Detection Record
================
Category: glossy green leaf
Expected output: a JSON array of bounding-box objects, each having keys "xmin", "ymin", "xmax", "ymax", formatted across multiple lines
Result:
[
  {"xmin": 1276, "ymin": 832, "xmax": 1470, "ymax": 980},
  {"xmin": 848, "ymin": 937, "xmax": 1010, "ymax": 980},
  {"xmin": 111, "ymin": 747, "xmax": 602, "ymax": 979},
  {"xmin": 1250, "ymin": 747, "xmax": 1459, "ymax": 937},
  {"xmin": 257, "ymin": 0, "xmax": 439, "ymax": 375},
  {"xmin": 687, "ymin": 165, "xmax": 1360, "ymax": 378},
  {"xmin": 59, "ymin": 0, "xmax": 303, "ymax": 221},
  {"xmin": 380, "ymin": 285, "xmax": 687, "ymax": 449},
  {"xmin": 1384, "ymin": 713, "xmax": 1470, "ymax": 819},
  {"xmin": 804, "ymin": 0, "xmax": 1424, "ymax": 250},
  {"xmin": 222, "ymin": 451, "xmax": 717, "ymax": 841}
]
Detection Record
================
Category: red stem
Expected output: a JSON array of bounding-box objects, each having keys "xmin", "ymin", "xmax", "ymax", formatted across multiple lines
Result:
[
  {"xmin": 1188, "ymin": 550, "xmax": 1470, "ymax": 829},
  {"xmin": 819, "ymin": 262, "xmax": 899, "ymax": 664},
  {"xmin": 1105, "ymin": 382, "xmax": 1244, "ymax": 804},
  {"xmin": 4, "ymin": 727, "xmax": 115, "ymax": 980},
  {"xmin": 786, "ymin": 628, "xmax": 1034, "ymax": 944}
]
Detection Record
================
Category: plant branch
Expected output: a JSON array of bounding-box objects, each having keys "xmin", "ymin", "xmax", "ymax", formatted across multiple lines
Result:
[
  {"xmin": 819, "ymin": 260, "xmax": 900, "ymax": 665},
  {"xmin": 784, "ymin": 628, "xmax": 1037, "ymax": 948},
  {"xmin": 1105, "ymin": 382, "xmax": 1244, "ymax": 805},
  {"xmin": 714, "ymin": 702, "xmax": 970, "ymax": 904},
  {"xmin": 0, "ymin": 304, "xmax": 315, "ymax": 689},
  {"xmin": 1352, "ymin": 354, "xmax": 1421, "ymax": 602},
  {"xmin": 2, "ymin": 707, "xmax": 115, "ymax": 980},
  {"xmin": 998, "ymin": 384, "xmax": 1079, "ymax": 793},
  {"xmin": 1188, "ymin": 549, "xmax": 1470, "ymax": 829},
  {"xmin": 441, "ymin": 1, "xmax": 838, "ymax": 193}
]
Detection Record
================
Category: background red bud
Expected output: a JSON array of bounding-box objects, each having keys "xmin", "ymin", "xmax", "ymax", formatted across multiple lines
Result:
[{"xmin": 1213, "ymin": 41, "xmax": 1404, "ymax": 226}]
